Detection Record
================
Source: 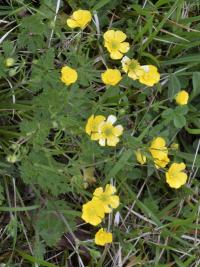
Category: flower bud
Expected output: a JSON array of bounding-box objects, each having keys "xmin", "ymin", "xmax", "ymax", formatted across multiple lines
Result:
[
  {"xmin": 5, "ymin": 58, "xmax": 15, "ymax": 67},
  {"xmin": 7, "ymin": 154, "xmax": 18, "ymax": 163}
]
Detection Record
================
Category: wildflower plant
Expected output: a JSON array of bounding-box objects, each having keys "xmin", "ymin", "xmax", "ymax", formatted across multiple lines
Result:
[{"xmin": 0, "ymin": 0, "xmax": 200, "ymax": 266}]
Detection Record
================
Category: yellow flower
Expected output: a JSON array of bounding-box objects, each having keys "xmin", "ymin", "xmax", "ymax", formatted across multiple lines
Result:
[
  {"xmin": 95, "ymin": 228, "xmax": 113, "ymax": 246},
  {"xmin": 101, "ymin": 69, "xmax": 122, "ymax": 86},
  {"xmin": 103, "ymin": 30, "xmax": 130, "ymax": 60},
  {"xmin": 97, "ymin": 115, "xmax": 123, "ymax": 146},
  {"xmin": 61, "ymin": 66, "xmax": 78, "ymax": 85},
  {"xmin": 149, "ymin": 137, "xmax": 170, "ymax": 169},
  {"xmin": 121, "ymin": 56, "xmax": 144, "ymax": 80},
  {"xmin": 166, "ymin": 163, "xmax": 187, "ymax": 189},
  {"xmin": 67, "ymin": 10, "xmax": 92, "ymax": 29},
  {"xmin": 175, "ymin": 90, "xmax": 189, "ymax": 105},
  {"xmin": 92, "ymin": 184, "xmax": 119, "ymax": 213},
  {"xmin": 5, "ymin": 58, "xmax": 15, "ymax": 67},
  {"xmin": 139, "ymin": 65, "xmax": 160, "ymax": 86},
  {"xmin": 135, "ymin": 149, "xmax": 146, "ymax": 165},
  {"xmin": 85, "ymin": 114, "xmax": 106, "ymax": 139},
  {"xmin": 81, "ymin": 199, "xmax": 105, "ymax": 226}
]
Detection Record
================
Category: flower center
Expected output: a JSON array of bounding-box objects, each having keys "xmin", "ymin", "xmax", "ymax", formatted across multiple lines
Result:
[
  {"xmin": 129, "ymin": 60, "xmax": 139, "ymax": 71},
  {"xmin": 99, "ymin": 193, "xmax": 109, "ymax": 203},
  {"xmin": 102, "ymin": 125, "xmax": 113, "ymax": 137},
  {"xmin": 111, "ymin": 41, "xmax": 119, "ymax": 50}
]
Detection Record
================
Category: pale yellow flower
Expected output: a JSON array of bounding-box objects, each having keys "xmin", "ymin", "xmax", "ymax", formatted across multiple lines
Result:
[
  {"xmin": 139, "ymin": 65, "xmax": 160, "ymax": 86},
  {"xmin": 135, "ymin": 149, "xmax": 146, "ymax": 165},
  {"xmin": 81, "ymin": 199, "xmax": 105, "ymax": 226},
  {"xmin": 121, "ymin": 56, "xmax": 144, "ymax": 80},
  {"xmin": 101, "ymin": 69, "xmax": 122, "ymax": 86},
  {"xmin": 166, "ymin": 163, "xmax": 187, "ymax": 189},
  {"xmin": 175, "ymin": 90, "xmax": 189, "ymax": 105},
  {"xmin": 61, "ymin": 66, "xmax": 78, "ymax": 85},
  {"xmin": 103, "ymin": 30, "xmax": 130, "ymax": 60},
  {"xmin": 97, "ymin": 115, "xmax": 123, "ymax": 146},
  {"xmin": 149, "ymin": 137, "xmax": 170, "ymax": 169},
  {"xmin": 92, "ymin": 184, "xmax": 120, "ymax": 213},
  {"xmin": 67, "ymin": 10, "xmax": 92, "ymax": 29},
  {"xmin": 95, "ymin": 228, "xmax": 113, "ymax": 246}
]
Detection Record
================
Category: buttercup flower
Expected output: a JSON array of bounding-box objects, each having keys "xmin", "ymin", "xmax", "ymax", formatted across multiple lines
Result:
[
  {"xmin": 139, "ymin": 65, "xmax": 160, "ymax": 86},
  {"xmin": 81, "ymin": 199, "xmax": 105, "ymax": 226},
  {"xmin": 67, "ymin": 10, "xmax": 92, "ymax": 29},
  {"xmin": 61, "ymin": 66, "xmax": 78, "ymax": 85},
  {"xmin": 97, "ymin": 115, "xmax": 123, "ymax": 146},
  {"xmin": 166, "ymin": 162, "xmax": 187, "ymax": 189},
  {"xmin": 95, "ymin": 228, "xmax": 113, "ymax": 246},
  {"xmin": 149, "ymin": 137, "xmax": 170, "ymax": 169},
  {"xmin": 92, "ymin": 184, "xmax": 119, "ymax": 213},
  {"xmin": 121, "ymin": 57, "xmax": 144, "ymax": 80},
  {"xmin": 135, "ymin": 149, "xmax": 146, "ymax": 165},
  {"xmin": 103, "ymin": 30, "xmax": 130, "ymax": 60},
  {"xmin": 175, "ymin": 90, "xmax": 189, "ymax": 105},
  {"xmin": 101, "ymin": 69, "xmax": 122, "ymax": 86}
]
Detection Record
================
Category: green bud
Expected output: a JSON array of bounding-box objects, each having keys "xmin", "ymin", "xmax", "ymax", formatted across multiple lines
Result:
[
  {"xmin": 8, "ymin": 68, "xmax": 17, "ymax": 77},
  {"xmin": 5, "ymin": 58, "xmax": 15, "ymax": 67},
  {"xmin": 119, "ymin": 108, "xmax": 126, "ymax": 115},
  {"xmin": 52, "ymin": 121, "xmax": 58, "ymax": 128},
  {"xmin": 7, "ymin": 154, "xmax": 18, "ymax": 163}
]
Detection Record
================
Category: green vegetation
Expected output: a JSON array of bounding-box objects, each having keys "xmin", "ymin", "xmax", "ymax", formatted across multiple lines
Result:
[{"xmin": 0, "ymin": 0, "xmax": 200, "ymax": 266}]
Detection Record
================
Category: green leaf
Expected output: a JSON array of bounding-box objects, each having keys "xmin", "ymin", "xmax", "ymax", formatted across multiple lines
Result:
[
  {"xmin": 185, "ymin": 127, "xmax": 200, "ymax": 135},
  {"xmin": 92, "ymin": 0, "xmax": 112, "ymax": 10},
  {"xmin": 168, "ymin": 74, "xmax": 181, "ymax": 99},
  {"xmin": 174, "ymin": 105, "xmax": 188, "ymax": 116},
  {"xmin": 173, "ymin": 115, "xmax": 186, "ymax": 128},
  {"xmin": 190, "ymin": 72, "xmax": 200, "ymax": 101},
  {"xmin": 17, "ymin": 250, "xmax": 59, "ymax": 267},
  {"xmin": 107, "ymin": 150, "xmax": 133, "ymax": 180},
  {"xmin": 35, "ymin": 200, "xmax": 76, "ymax": 246},
  {"xmin": 0, "ymin": 182, "xmax": 4, "ymax": 206}
]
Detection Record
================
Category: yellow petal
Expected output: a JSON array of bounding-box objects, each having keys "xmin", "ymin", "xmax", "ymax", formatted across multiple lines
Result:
[
  {"xmin": 107, "ymin": 115, "xmax": 117, "ymax": 124},
  {"xmin": 91, "ymin": 133, "xmax": 102, "ymax": 140},
  {"xmin": 85, "ymin": 115, "xmax": 94, "ymax": 135},
  {"xmin": 107, "ymin": 136, "xmax": 119, "ymax": 146},
  {"xmin": 101, "ymin": 69, "xmax": 122, "ymax": 86},
  {"xmin": 119, "ymin": 42, "xmax": 130, "ymax": 53},
  {"xmin": 170, "ymin": 162, "xmax": 185, "ymax": 174},
  {"xmin": 166, "ymin": 172, "xmax": 187, "ymax": 189},
  {"xmin": 109, "ymin": 195, "xmax": 120, "ymax": 209},
  {"xmin": 135, "ymin": 150, "xmax": 147, "ymax": 165},
  {"xmin": 61, "ymin": 66, "xmax": 78, "ymax": 85},
  {"xmin": 113, "ymin": 125, "xmax": 123, "ymax": 136},
  {"xmin": 105, "ymin": 184, "xmax": 116, "ymax": 194},
  {"xmin": 114, "ymin": 30, "xmax": 127, "ymax": 42},
  {"xmin": 95, "ymin": 228, "xmax": 113, "ymax": 246},
  {"xmin": 67, "ymin": 18, "xmax": 78, "ymax": 28},
  {"xmin": 99, "ymin": 138, "xmax": 106, "ymax": 146},
  {"xmin": 93, "ymin": 187, "xmax": 103, "ymax": 197},
  {"xmin": 81, "ymin": 200, "xmax": 105, "ymax": 226},
  {"xmin": 110, "ymin": 51, "xmax": 123, "ymax": 60},
  {"xmin": 175, "ymin": 90, "xmax": 189, "ymax": 105},
  {"xmin": 103, "ymin": 30, "xmax": 115, "ymax": 41}
]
